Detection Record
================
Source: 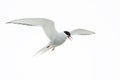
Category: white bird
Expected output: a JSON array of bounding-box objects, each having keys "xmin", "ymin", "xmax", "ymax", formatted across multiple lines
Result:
[{"xmin": 6, "ymin": 18, "xmax": 95, "ymax": 55}]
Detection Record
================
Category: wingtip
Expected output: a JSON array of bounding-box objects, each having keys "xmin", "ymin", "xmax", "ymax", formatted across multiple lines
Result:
[
  {"xmin": 6, "ymin": 21, "xmax": 12, "ymax": 24},
  {"xmin": 91, "ymin": 31, "xmax": 95, "ymax": 34},
  {"xmin": 86, "ymin": 31, "xmax": 95, "ymax": 35}
]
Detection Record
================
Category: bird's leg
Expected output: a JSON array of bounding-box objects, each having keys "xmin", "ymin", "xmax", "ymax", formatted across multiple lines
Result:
[
  {"xmin": 47, "ymin": 45, "xmax": 50, "ymax": 48},
  {"xmin": 51, "ymin": 48, "xmax": 55, "ymax": 51}
]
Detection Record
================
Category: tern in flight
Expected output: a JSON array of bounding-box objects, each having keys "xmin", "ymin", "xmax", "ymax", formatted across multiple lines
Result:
[{"xmin": 7, "ymin": 18, "xmax": 95, "ymax": 55}]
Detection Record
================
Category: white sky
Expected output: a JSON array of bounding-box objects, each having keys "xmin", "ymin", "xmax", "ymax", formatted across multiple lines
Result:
[{"xmin": 0, "ymin": 0, "xmax": 120, "ymax": 80}]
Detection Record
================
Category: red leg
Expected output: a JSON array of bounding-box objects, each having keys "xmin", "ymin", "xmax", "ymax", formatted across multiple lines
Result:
[{"xmin": 52, "ymin": 48, "xmax": 55, "ymax": 51}]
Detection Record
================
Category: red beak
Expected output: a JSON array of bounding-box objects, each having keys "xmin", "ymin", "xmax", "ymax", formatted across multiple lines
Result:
[{"xmin": 68, "ymin": 36, "xmax": 72, "ymax": 40}]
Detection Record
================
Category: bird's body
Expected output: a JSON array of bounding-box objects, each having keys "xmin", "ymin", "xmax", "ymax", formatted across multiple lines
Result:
[
  {"xmin": 51, "ymin": 32, "xmax": 67, "ymax": 46},
  {"xmin": 7, "ymin": 18, "xmax": 95, "ymax": 55}
]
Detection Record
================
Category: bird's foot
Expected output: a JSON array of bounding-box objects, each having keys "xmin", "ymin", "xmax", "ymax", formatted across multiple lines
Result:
[{"xmin": 52, "ymin": 48, "xmax": 55, "ymax": 51}]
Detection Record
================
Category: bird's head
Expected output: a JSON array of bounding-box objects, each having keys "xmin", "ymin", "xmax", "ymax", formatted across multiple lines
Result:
[{"xmin": 64, "ymin": 31, "xmax": 72, "ymax": 40}]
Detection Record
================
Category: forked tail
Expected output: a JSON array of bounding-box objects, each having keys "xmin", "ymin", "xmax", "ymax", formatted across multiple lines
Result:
[{"xmin": 33, "ymin": 45, "xmax": 53, "ymax": 56}]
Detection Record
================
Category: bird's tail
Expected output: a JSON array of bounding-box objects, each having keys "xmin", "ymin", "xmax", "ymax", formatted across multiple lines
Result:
[{"xmin": 33, "ymin": 45, "xmax": 52, "ymax": 56}]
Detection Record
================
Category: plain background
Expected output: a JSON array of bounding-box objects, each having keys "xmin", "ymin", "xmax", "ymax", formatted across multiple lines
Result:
[{"xmin": 0, "ymin": 0, "xmax": 120, "ymax": 80}]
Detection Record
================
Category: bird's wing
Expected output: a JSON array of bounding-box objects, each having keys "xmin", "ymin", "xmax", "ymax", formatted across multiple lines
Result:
[
  {"xmin": 7, "ymin": 18, "xmax": 58, "ymax": 41},
  {"xmin": 71, "ymin": 29, "xmax": 95, "ymax": 35}
]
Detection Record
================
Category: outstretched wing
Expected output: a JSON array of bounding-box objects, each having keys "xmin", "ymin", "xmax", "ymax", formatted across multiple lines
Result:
[
  {"xmin": 7, "ymin": 18, "xmax": 58, "ymax": 41},
  {"xmin": 71, "ymin": 29, "xmax": 95, "ymax": 35}
]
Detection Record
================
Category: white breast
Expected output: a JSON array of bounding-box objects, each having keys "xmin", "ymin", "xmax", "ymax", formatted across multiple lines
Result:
[{"xmin": 51, "ymin": 32, "xmax": 67, "ymax": 46}]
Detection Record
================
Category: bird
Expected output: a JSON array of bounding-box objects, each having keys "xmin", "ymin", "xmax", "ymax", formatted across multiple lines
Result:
[{"xmin": 6, "ymin": 18, "xmax": 95, "ymax": 55}]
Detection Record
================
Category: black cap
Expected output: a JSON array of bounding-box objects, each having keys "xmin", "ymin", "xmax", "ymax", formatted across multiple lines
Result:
[{"xmin": 64, "ymin": 31, "xmax": 71, "ymax": 36}]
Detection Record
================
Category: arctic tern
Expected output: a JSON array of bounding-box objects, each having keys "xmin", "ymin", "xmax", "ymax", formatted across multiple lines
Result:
[{"xmin": 6, "ymin": 18, "xmax": 95, "ymax": 55}]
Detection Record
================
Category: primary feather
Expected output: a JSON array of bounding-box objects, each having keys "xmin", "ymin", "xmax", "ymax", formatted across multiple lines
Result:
[
  {"xmin": 71, "ymin": 29, "xmax": 95, "ymax": 35},
  {"xmin": 7, "ymin": 18, "xmax": 58, "ymax": 41}
]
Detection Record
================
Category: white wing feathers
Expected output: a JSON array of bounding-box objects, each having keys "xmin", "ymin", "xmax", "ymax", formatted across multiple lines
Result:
[
  {"xmin": 7, "ymin": 18, "xmax": 58, "ymax": 40},
  {"xmin": 71, "ymin": 29, "xmax": 95, "ymax": 35}
]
